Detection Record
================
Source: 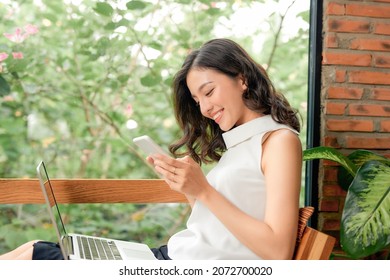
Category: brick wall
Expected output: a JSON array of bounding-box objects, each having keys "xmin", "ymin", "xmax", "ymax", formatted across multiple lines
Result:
[{"xmin": 320, "ymin": 0, "xmax": 390, "ymax": 256}]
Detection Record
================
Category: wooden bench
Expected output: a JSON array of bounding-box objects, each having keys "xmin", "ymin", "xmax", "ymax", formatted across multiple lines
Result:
[{"xmin": 0, "ymin": 178, "xmax": 335, "ymax": 259}]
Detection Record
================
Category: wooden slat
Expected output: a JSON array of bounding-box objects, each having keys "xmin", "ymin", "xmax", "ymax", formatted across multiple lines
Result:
[
  {"xmin": 293, "ymin": 227, "xmax": 336, "ymax": 260},
  {"xmin": 1, "ymin": 178, "xmax": 337, "ymax": 260},
  {"xmin": 0, "ymin": 179, "xmax": 187, "ymax": 204}
]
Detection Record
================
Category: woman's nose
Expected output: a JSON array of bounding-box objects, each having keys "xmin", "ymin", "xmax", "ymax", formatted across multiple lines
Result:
[{"xmin": 199, "ymin": 99, "xmax": 213, "ymax": 117}]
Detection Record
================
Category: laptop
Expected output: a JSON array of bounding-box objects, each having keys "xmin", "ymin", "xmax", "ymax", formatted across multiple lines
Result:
[{"xmin": 36, "ymin": 160, "xmax": 157, "ymax": 260}]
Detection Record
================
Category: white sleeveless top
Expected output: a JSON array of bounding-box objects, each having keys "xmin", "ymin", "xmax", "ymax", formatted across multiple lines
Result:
[{"xmin": 167, "ymin": 115, "xmax": 298, "ymax": 259}]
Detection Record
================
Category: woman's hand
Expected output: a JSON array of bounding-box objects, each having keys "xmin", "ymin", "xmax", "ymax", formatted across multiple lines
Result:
[{"xmin": 147, "ymin": 154, "xmax": 211, "ymax": 200}]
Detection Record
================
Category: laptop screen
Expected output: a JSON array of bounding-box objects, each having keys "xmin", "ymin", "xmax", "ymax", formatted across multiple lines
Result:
[{"xmin": 37, "ymin": 161, "xmax": 70, "ymax": 259}]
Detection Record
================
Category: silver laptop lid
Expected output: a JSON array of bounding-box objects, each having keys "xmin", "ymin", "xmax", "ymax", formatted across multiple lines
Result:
[{"xmin": 36, "ymin": 161, "xmax": 70, "ymax": 260}]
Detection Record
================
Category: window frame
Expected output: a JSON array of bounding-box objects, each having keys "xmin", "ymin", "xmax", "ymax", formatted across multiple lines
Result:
[{"xmin": 305, "ymin": 0, "xmax": 323, "ymax": 227}]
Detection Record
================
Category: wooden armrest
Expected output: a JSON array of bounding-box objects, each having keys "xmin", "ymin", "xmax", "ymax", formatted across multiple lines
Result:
[
  {"xmin": 294, "ymin": 227, "xmax": 336, "ymax": 260},
  {"xmin": 0, "ymin": 179, "xmax": 187, "ymax": 204}
]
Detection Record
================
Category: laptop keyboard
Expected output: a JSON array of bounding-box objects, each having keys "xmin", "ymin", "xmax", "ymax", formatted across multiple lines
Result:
[{"xmin": 76, "ymin": 236, "xmax": 122, "ymax": 260}]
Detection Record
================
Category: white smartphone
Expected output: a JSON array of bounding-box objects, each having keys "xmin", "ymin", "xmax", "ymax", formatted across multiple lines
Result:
[{"xmin": 133, "ymin": 135, "xmax": 168, "ymax": 157}]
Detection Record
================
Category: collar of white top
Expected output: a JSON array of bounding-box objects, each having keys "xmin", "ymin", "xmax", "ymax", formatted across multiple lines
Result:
[{"xmin": 222, "ymin": 115, "xmax": 277, "ymax": 149}]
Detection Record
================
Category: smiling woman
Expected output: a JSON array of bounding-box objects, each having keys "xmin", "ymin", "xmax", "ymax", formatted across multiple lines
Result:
[
  {"xmin": 146, "ymin": 38, "xmax": 303, "ymax": 260},
  {"xmin": 0, "ymin": 0, "xmax": 310, "ymax": 257},
  {"xmin": 170, "ymin": 38, "xmax": 301, "ymax": 164}
]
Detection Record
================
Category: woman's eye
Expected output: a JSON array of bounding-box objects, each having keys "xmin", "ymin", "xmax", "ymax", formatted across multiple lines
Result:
[{"xmin": 205, "ymin": 89, "xmax": 214, "ymax": 96}]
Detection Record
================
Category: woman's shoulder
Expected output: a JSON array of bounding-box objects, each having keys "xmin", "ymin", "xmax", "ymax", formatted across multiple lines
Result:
[
  {"xmin": 261, "ymin": 128, "xmax": 302, "ymax": 172},
  {"xmin": 262, "ymin": 127, "xmax": 301, "ymax": 148}
]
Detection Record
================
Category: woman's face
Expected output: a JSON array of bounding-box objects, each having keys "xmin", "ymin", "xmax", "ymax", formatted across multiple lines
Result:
[{"xmin": 186, "ymin": 68, "xmax": 261, "ymax": 131}]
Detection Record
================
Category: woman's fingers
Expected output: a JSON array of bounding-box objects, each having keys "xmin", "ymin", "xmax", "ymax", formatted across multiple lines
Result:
[
  {"xmin": 150, "ymin": 154, "xmax": 183, "ymax": 184},
  {"xmin": 151, "ymin": 154, "xmax": 204, "ymax": 196},
  {"xmin": 154, "ymin": 164, "xmax": 177, "ymax": 180},
  {"xmin": 146, "ymin": 156, "xmax": 155, "ymax": 165}
]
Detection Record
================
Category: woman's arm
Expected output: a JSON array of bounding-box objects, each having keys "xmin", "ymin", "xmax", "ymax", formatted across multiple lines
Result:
[{"xmin": 152, "ymin": 129, "xmax": 302, "ymax": 259}]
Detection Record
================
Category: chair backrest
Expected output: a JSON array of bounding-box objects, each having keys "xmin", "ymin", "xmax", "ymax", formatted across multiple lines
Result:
[
  {"xmin": 293, "ymin": 207, "xmax": 336, "ymax": 260},
  {"xmin": 0, "ymin": 179, "xmax": 336, "ymax": 259}
]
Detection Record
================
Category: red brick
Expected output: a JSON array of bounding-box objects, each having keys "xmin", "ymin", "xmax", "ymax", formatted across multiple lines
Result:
[
  {"xmin": 375, "ymin": 23, "xmax": 390, "ymax": 35},
  {"xmin": 324, "ymin": 136, "xmax": 341, "ymax": 148},
  {"xmin": 325, "ymin": 34, "xmax": 338, "ymax": 48},
  {"xmin": 322, "ymin": 218, "xmax": 340, "ymax": 231},
  {"xmin": 346, "ymin": 3, "xmax": 390, "ymax": 18},
  {"xmin": 349, "ymin": 71, "xmax": 390, "ymax": 85},
  {"xmin": 320, "ymin": 199, "xmax": 340, "ymax": 212},
  {"xmin": 324, "ymin": 167, "xmax": 338, "ymax": 182},
  {"xmin": 320, "ymin": 0, "xmax": 390, "ymax": 245},
  {"xmin": 325, "ymin": 102, "xmax": 347, "ymax": 115},
  {"xmin": 326, "ymin": 119, "xmax": 374, "ymax": 132},
  {"xmin": 323, "ymin": 52, "xmax": 371, "ymax": 66},
  {"xmin": 349, "ymin": 104, "xmax": 390, "ymax": 116},
  {"xmin": 374, "ymin": 54, "xmax": 390, "ymax": 68},
  {"xmin": 328, "ymin": 19, "xmax": 370, "ymax": 33},
  {"xmin": 350, "ymin": 39, "xmax": 390, "ymax": 52},
  {"xmin": 328, "ymin": 87, "xmax": 364, "ymax": 99},
  {"xmin": 327, "ymin": 2, "xmax": 345, "ymax": 15},
  {"xmin": 380, "ymin": 120, "xmax": 390, "ymax": 132},
  {"xmin": 323, "ymin": 184, "xmax": 348, "ymax": 197},
  {"xmin": 371, "ymin": 88, "xmax": 390, "ymax": 100},
  {"xmin": 335, "ymin": 70, "xmax": 346, "ymax": 82},
  {"xmin": 323, "ymin": 159, "xmax": 340, "ymax": 167},
  {"xmin": 346, "ymin": 136, "xmax": 390, "ymax": 149}
]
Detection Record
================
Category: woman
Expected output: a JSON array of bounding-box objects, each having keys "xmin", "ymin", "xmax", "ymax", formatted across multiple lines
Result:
[
  {"xmin": 150, "ymin": 38, "xmax": 302, "ymax": 260},
  {"xmin": 0, "ymin": 38, "xmax": 302, "ymax": 260}
]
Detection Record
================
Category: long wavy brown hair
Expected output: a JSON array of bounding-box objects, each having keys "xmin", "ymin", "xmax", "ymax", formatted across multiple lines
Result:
[{"xmin": 169, "ymin": 38, "xmax": 301, "ymax": 164}]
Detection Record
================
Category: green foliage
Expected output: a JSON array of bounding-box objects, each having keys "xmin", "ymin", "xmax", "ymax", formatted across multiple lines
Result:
[
  {"xmin": 338, "ymin": 149, "xmax": 390, "ymax": 191},
  {"xmin": 341, "ymin": 161, "xmax": 390, "ymax": 259},
  {"xmin": 0, "ymin": 0, "xmax": 309, "ymax": 253},
  {"xmin": 303, "ymin": 147, "xmax": 390, "ymax": 259},
  {"xmin": 303, "ymin": 146, "xmax": 357, "ymax": 177}
]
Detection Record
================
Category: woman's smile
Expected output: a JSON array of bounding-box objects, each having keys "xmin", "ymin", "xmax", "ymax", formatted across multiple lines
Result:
[{"xmin": 211, "ymin": 109, "xmax": 224, "ymax": 123}]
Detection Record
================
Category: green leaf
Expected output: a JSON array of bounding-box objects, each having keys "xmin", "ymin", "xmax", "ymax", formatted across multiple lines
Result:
[
  {"xmin": 140, "ymin": 73, "xmax": 162, "ymax": 87},
  {"xmin": 42, "ymin": 12, "xmax": 58, "ymax": 23},
  {"xmin": 104, "ymin": 22, "xmax": 117, "ymax": 30},
  {"xmin": 7, "ymin": 59, "xmax": 29, "ymax": 73},
  {"xmin": 338, "ymin": 150, "xmax": 390, "ymax": 191},
  {"xmin": 198, "ymin": 0, "xmax": 212, "ymax": 4},
  {"xmin": 175, "ymin": 0, "xmax": 192, "ymax": 4},
  {"xmin": 303, "ymin": 146, "xmax": 358, "ymax": 177},
  {"xmin": 94, "ymin": 2, "xmax": 114, "ymax": 17},
  {"xmin": 340, "ymin": 161, "xmax": 390, "ymax": 259},
  {"xmin": 96, "ymin": 37, "xmax": 110, "ymax": 56},
  {"xmin": 118, "ymin": 74, "xmax": 130, "ymax": 84},
  {"xmin": 0, "ymin": 75, "xmax": 11, "ymax": 96},
  {"xmin": 205, "ymin": 7, "xmax": 220, "ymax": 16},
  {"xmin": 42, "ymin": 0, "xmax": 65, "ymax": 14},
  {"xmin": 126, "ymin": 0, "xmax": 148, "ymax": 10},
  {"xmin": 149, "ymin": 42, "xmax": 163, "ymax": 51},
  {"xmin": 116, "ymin": 19, "xmax": 130, "ymax": 27}
]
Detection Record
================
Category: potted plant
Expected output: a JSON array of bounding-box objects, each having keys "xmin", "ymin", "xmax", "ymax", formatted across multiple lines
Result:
[{"xmin": 303, "ymin": 147, "xmax": 390, "ymax": 259}]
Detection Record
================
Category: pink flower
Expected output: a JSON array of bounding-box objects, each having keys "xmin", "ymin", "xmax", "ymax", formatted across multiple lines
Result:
[
  {"xmin": 24, "ymin": 24, "xmax": 39, "ymax": 35},
  {"xmin": 3, "ymin": 27, "xmax": 28, "ymax": 43},
  {"xmin": 3, "ymin": 95, "xmax": 15, "ymax": 102},
  {"xmin": 0, "ymin": 52, "xmax": 9, "ymax": 62},
  {"xmin": 12, "ymin": 52, "xmax": 24, "ymax": 59},
  {"xmin": 125, "ymin": 104, "xmax": 133, "ymax": 117}
]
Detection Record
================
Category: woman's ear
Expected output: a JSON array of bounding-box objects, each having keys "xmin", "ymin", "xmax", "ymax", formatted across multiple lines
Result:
[{"xmin": 239, "ymin": 74, "xmax": 248, "ymax": 92}]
